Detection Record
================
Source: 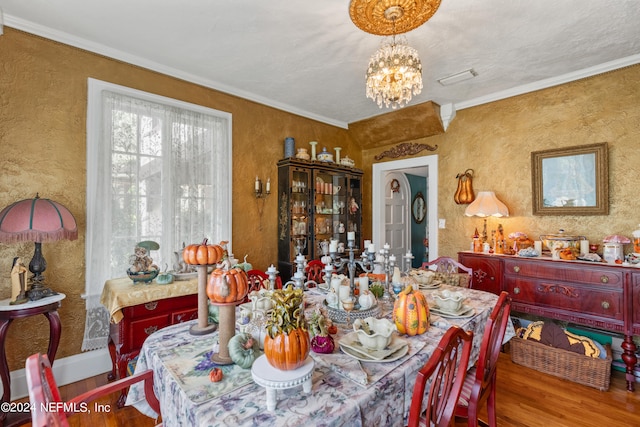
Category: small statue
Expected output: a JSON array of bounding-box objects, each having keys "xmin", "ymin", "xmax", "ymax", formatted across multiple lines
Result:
[
  {"xmin": 10, "ymin": 257, "xmax": 29, "ymax": 305},
  {"xmin": 129, "ymin": 246, "xmax": 158, "ymax": 273},
  {"xmin": 349, "ymin": 197, "xmax": 359, "ymax": 214}
]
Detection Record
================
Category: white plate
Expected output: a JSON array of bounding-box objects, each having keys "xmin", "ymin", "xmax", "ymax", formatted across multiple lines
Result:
[
  {"xmin": 418, "ymin": 282, "xmax": 442, "ymax": 290},
  {"xmin": 339, "ymin": 334, "xmax": 409, "ymax": 363},
  {"xmin": 430, "ymin": 305, "xmax": 475, "ymax": 319},
  {"xmin": 173, "ymin": 272, "xmax": 197, "ymax": 281}
]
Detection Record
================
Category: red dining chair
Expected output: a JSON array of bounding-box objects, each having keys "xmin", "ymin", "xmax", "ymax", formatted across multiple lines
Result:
[
  {"xmin": 246, "ymin": 269, "xmax": 282, "ymax": 294},
  {"xmin": 304, "ymin": 259, "xmax": 325, "ymax": 287},
  {"xmin": 408, "ymin": 326, "xmax": 474, "ymax": 427},
  {"xmin": 25, "ymin": 353, "xmax": 161, "ymax": 427},
  {"xmin": 455, "ymin": 291, "xmax": 512, "ymax": 427},
  {"xmin": 421, "ymin": 256, "xmax": 473, "ymax": 277}
]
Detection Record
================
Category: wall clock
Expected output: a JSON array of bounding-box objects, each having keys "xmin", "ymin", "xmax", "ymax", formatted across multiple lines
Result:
[{"xmin": 412, "ymin": 192, "xmax": 426, "ymax": 224}]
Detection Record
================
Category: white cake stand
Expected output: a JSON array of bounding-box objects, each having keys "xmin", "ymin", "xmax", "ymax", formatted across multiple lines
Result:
[{"xmin": 251, "ymin": 354, "xmax": 314, "ymax": 411}]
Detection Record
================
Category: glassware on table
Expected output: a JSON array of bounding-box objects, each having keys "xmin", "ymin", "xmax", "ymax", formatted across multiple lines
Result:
[{"xmin": 341, "ymin": 297, "xmax": 355, "ymax": 328}]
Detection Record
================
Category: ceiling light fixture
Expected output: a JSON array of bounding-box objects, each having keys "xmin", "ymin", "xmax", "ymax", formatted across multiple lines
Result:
[
  {"xmin": 437, "ymin": 69, "xmax": 478, "ymax": 86},
  {"xmin": 349, "ymin": 0, "xmax": 442, "ymax": 109}
]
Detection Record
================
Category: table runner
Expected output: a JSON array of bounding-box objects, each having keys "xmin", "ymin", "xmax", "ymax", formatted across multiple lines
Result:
[{"xmin": 157, "ymin": 333, "xmax": 254, "ymax": 404}]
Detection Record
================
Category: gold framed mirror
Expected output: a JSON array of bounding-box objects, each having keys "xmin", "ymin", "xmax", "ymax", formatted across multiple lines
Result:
[{"xmin": 531, "ymin": 142, "xmax": 608, "ymax": 216}]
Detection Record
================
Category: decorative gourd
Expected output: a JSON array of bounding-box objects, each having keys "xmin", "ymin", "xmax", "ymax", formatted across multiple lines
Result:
[
  {"xmin": 264, "ymin": 286, "xmax": 310, "ymax": 370},
  {"xmin": 207, "ymin": 268, "xmax": 250, "ymax": 304},
  {"xmin": 209, "ymin": 368, "xmax": 223, "ymax": 382},
  {"xmin": 454, "ymin": 169, "xmax": 475, "ymax": 205},
  {"xmin": 308, "ymin": 309, "xmax": 335, "ymax": 353},
  {"xmin": 393, "ymin": 285, "xmax": 430, "ymax": 336},
  {"xmin": 235, "ymin": 254, "xmax": 253, "ymax": 272},
  {"xmin": 183, "ymin": 238, "xmax": 225, "ymax": 265},
  {"xmin": 228, "ymin": 332, "xmax": 261, "ymax": 369}
]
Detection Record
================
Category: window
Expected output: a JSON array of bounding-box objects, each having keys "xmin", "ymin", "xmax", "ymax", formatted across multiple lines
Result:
[{"xmin": 81, "ymin": 78, "xmax": 232, "ymax": 350}]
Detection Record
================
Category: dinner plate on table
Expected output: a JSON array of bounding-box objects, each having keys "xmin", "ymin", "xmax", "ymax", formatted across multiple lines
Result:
[
  {"xmin": 339, "ymin": 333, "xmax": 409, "ymax": 363},
  {"xmin": 418, "ymin": 281, "xmax": 442, "ymax": 290},
  {"xmin": 430, "ymin": 304, "xmax": 475, "ymax": 319}
]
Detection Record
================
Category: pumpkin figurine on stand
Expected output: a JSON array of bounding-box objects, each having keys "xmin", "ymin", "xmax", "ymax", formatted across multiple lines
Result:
[
  {"xmin": 207, "ymin": 265, "xmax": 250, "ymax": 364},
  {"xmin": 264, "ymin": 286, "xmax": 310, "ymax": 370},
  {"xmin": 183, "ymin": 238, "xmax": 227, "ymax": 336},
  {"xmin": 393, "ymin": 285, "xmax": 429, "ymax": 336}
]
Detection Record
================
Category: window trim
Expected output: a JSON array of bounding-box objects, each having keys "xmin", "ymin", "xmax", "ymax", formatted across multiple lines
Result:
[{"xmin": 85, "ymin": 77, "xmax": 233, "ymax": 296}]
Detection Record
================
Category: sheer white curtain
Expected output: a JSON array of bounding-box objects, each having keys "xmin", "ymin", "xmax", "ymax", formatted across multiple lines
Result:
[{"xmin": 82, "ymin": 79, "xmax": 232, "ymax": 351}]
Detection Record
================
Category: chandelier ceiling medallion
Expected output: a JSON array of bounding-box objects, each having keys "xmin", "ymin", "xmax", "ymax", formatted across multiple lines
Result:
[{"xmin": 349, "ymin": 0, "xmax": 442, "ymax": 109}]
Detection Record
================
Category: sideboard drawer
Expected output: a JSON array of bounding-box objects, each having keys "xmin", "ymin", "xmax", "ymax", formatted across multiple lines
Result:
[
  {"xmin": 171, "ymin": 308, "xmax": 198, "ymax": 324},
  {"xmin": 503, "ymin": 258, "xmax": 624, "ymax": 287},
  {"xmin": 127, "ymin": 314, "xmax": 171, "ymax": 350},
  {"xmin": 124, "ymin": 298, "xmax": 179, "ymax": 318},
  {"xmin": 505, "ymin": 277, "xmax": 623, "ymax": 321}
]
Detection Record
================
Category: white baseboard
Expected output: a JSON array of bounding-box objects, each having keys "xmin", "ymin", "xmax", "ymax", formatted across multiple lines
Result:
[{"xmin": 10, "ymin": 348, "xmax": 112, "ymax": 400}]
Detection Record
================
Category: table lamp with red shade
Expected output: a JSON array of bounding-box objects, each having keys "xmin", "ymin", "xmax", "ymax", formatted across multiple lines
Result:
[{"xmin": 0, "ymin": 194, "xmax": 78, "ymax": 301}]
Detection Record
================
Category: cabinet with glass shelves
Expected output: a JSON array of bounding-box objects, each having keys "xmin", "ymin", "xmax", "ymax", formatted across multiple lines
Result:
[{"xmin": 277, "ymin": 158, "xmax": 363, "ymax": 282}]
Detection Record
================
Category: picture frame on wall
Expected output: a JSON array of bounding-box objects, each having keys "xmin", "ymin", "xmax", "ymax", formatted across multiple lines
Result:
[
  {"xmin": 412, "ymin": 192, "xmax": 426, "ymax": 224},
  {"xmin": 531, "ymin": 142, "xmax": 608, "ymax": 216}
]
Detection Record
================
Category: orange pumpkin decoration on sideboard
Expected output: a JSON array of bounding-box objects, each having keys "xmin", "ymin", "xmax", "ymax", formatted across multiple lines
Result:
[
  {"xmin": 207, "ymin": 267, "xmax": 250, "ymax": 304},
  {"xmin": 183, "ymin": 238, "xmax": 226, "ymax": 265}
]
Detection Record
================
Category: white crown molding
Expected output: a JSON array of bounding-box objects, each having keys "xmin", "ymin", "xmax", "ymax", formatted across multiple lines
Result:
[
  {"xmin": 455, "ymin": 54, "xmax": 640, "ymax": 111},
  {"xmin": 5, "ymin": 15, "xmax": 639, "ymax": 130},
  {"xmin": 4, "ymin": 15, "xmax": 349, "ymax": 129}
]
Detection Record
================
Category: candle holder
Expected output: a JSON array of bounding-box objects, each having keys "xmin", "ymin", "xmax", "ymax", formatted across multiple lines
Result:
[
  {"xmin": 254, "ymin": 176, "xmax": 271, "ymax": 199},
  {"xmin": 320, "ymin": 239, "xmax": 380, "ymax": 323},
  {"xmin": 309, "ymin": 141, "xmax": 318, "ymax": 160}
]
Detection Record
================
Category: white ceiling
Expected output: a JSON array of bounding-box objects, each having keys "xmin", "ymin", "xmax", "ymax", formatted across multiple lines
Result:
[{"xmin": 2, "ymin": 0, "xmax": 639, "ymax": 128}]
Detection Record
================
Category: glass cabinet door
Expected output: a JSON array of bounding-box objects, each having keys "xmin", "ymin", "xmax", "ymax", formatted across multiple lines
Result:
[
  {"xmin": 278, "ymin": 158, "xmax": 363, "ymax": 282},
  {"xmin": 289, "ymin": 168, "xmax": 310, "ymax": 258}
]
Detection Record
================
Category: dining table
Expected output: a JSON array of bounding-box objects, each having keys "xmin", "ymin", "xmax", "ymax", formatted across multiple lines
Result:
[{"xmin": 126, "ymin": 284, "xmax": 515, "ymax": 427}]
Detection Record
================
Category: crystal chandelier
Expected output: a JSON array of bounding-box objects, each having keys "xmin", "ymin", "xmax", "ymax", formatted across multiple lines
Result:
[
  {"xmin": 366, "ymin": 34, "xmax": 422, "ymax": 109},
  {"xmin": 349, "ymin": 0, "xmax": 441, "ymax": 109}
]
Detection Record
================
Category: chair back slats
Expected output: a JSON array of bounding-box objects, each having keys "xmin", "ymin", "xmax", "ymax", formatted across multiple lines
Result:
[
  {"xmin": 305, "ymin": 259, "xmax": 325, "ymax": 286},
  {"xmin": 408, "ymin": 326, "xmax": 474, "ymax": 427},
  {"xmin": 476, "ymin": 291, "xmax": 512, "ymax": 388},
  {"xmin": 420, "ymin": 256, "xmax": 472, "ymax": 277},
  {"xmin": 26, "ymin": 353, "xmax": 162, "ymax": 427}
]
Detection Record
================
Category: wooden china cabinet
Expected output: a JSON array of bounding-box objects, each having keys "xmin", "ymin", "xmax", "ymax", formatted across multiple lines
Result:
[
  {"xmin": 277, "ymin": 158, "xmax": 363, "ymax": 282},
  {"xmin": 459, "ymin": 251, "xmax": 640, "ymax": 391}
]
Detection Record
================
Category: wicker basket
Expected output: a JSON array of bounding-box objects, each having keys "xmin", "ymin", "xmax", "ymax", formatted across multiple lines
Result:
[{"xmin": 510, "ymin": 336, "xmax": 612, "ymax": 391}]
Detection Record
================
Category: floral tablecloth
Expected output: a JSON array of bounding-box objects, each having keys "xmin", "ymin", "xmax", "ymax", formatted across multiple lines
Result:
[{"xmin": 126, "ymin": 285, "xmax": 514, "ymax": 427}]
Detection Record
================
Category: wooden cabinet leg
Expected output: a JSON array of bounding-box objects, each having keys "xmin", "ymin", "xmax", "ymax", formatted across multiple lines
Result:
[{"xmin": 621, "ymin": 335, "xmax": 637, "ymax": 392}]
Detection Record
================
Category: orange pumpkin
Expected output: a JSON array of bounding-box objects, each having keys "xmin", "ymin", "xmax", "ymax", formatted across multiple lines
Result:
[
  {"xmin": 209, "ymin": 368, "xmax": 223, "ymax": 382},
  {"xmin": 393, "ymin": 285, "xmax": 430, "ymax": 336},
  {"xmin": 264, "ymin": 328, "xmax": 310, "ymax": 371},
  {"xmin": 183, "ymin": 238, "xmax": 224, "ymax": 265},
  {"xmin": 207, "ymin": 268, "xmax": 250, "ymax": 304}
]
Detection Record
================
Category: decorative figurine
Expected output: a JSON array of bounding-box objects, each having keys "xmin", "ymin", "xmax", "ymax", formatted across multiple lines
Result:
[
  {"xmin": 349, "ymin": 197, "xmax": 359, "ymax": 214},
  {"xmin": 10, "ymin": 257, "xmax": 29, "ymax": 305}
]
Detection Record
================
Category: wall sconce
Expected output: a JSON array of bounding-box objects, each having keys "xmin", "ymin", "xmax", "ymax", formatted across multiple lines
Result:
[
  {"xmin": 464, "ymin": 191, "xmax": 509, "ymax": 243},
  {"xmin": 254, "ymin": 176, "xmax": 271, "ymax": 199}
]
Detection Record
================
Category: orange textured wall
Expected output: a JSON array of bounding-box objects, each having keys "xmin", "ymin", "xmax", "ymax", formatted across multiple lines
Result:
[
  {"xmin": 364, "ymin": 64, "xmax": 640, "ymax": 259},
  {"xmin": 0, "ymin": 29, "xmax": 358, "ymax": 371}
]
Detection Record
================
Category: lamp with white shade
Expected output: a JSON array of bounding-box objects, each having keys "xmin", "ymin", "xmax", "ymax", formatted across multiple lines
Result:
[{"xmin": 464, "ymin": 191, "xmax": 509, "ymax": 244}]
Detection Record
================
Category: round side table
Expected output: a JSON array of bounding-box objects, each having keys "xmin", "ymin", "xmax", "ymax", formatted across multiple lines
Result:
[
  {"xmin": 251, "ymin": 354, "xmax": 314, "ymax": 411},
  {"xmin": 0, "ymin": 293, "xmax": 65, "ymax": 427}
]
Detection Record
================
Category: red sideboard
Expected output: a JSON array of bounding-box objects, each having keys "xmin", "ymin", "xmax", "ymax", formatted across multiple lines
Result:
[
  {"xmin": 459, "ymin": 251, "xmax": 638, "ymax": 391},
  {"xmin": 101, "ymin": 278, "xmax": 199, "ymax": 407}
]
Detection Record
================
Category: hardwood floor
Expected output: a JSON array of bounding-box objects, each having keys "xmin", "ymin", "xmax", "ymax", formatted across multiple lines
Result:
[{"xmin": 15, "ymin": 351, "xmax": 640, "ymax": 426}]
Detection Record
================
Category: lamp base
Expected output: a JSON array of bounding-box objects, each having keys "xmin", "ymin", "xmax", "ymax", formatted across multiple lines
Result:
[{"xmin": 27, "ymin": 279, "xmax": 58, "ymax": 301}]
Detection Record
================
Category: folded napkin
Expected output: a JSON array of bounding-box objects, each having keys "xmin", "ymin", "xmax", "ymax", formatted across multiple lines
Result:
[{"xmin": 310, "ymin": 337, "xmax": 426, "ymax": 387}]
